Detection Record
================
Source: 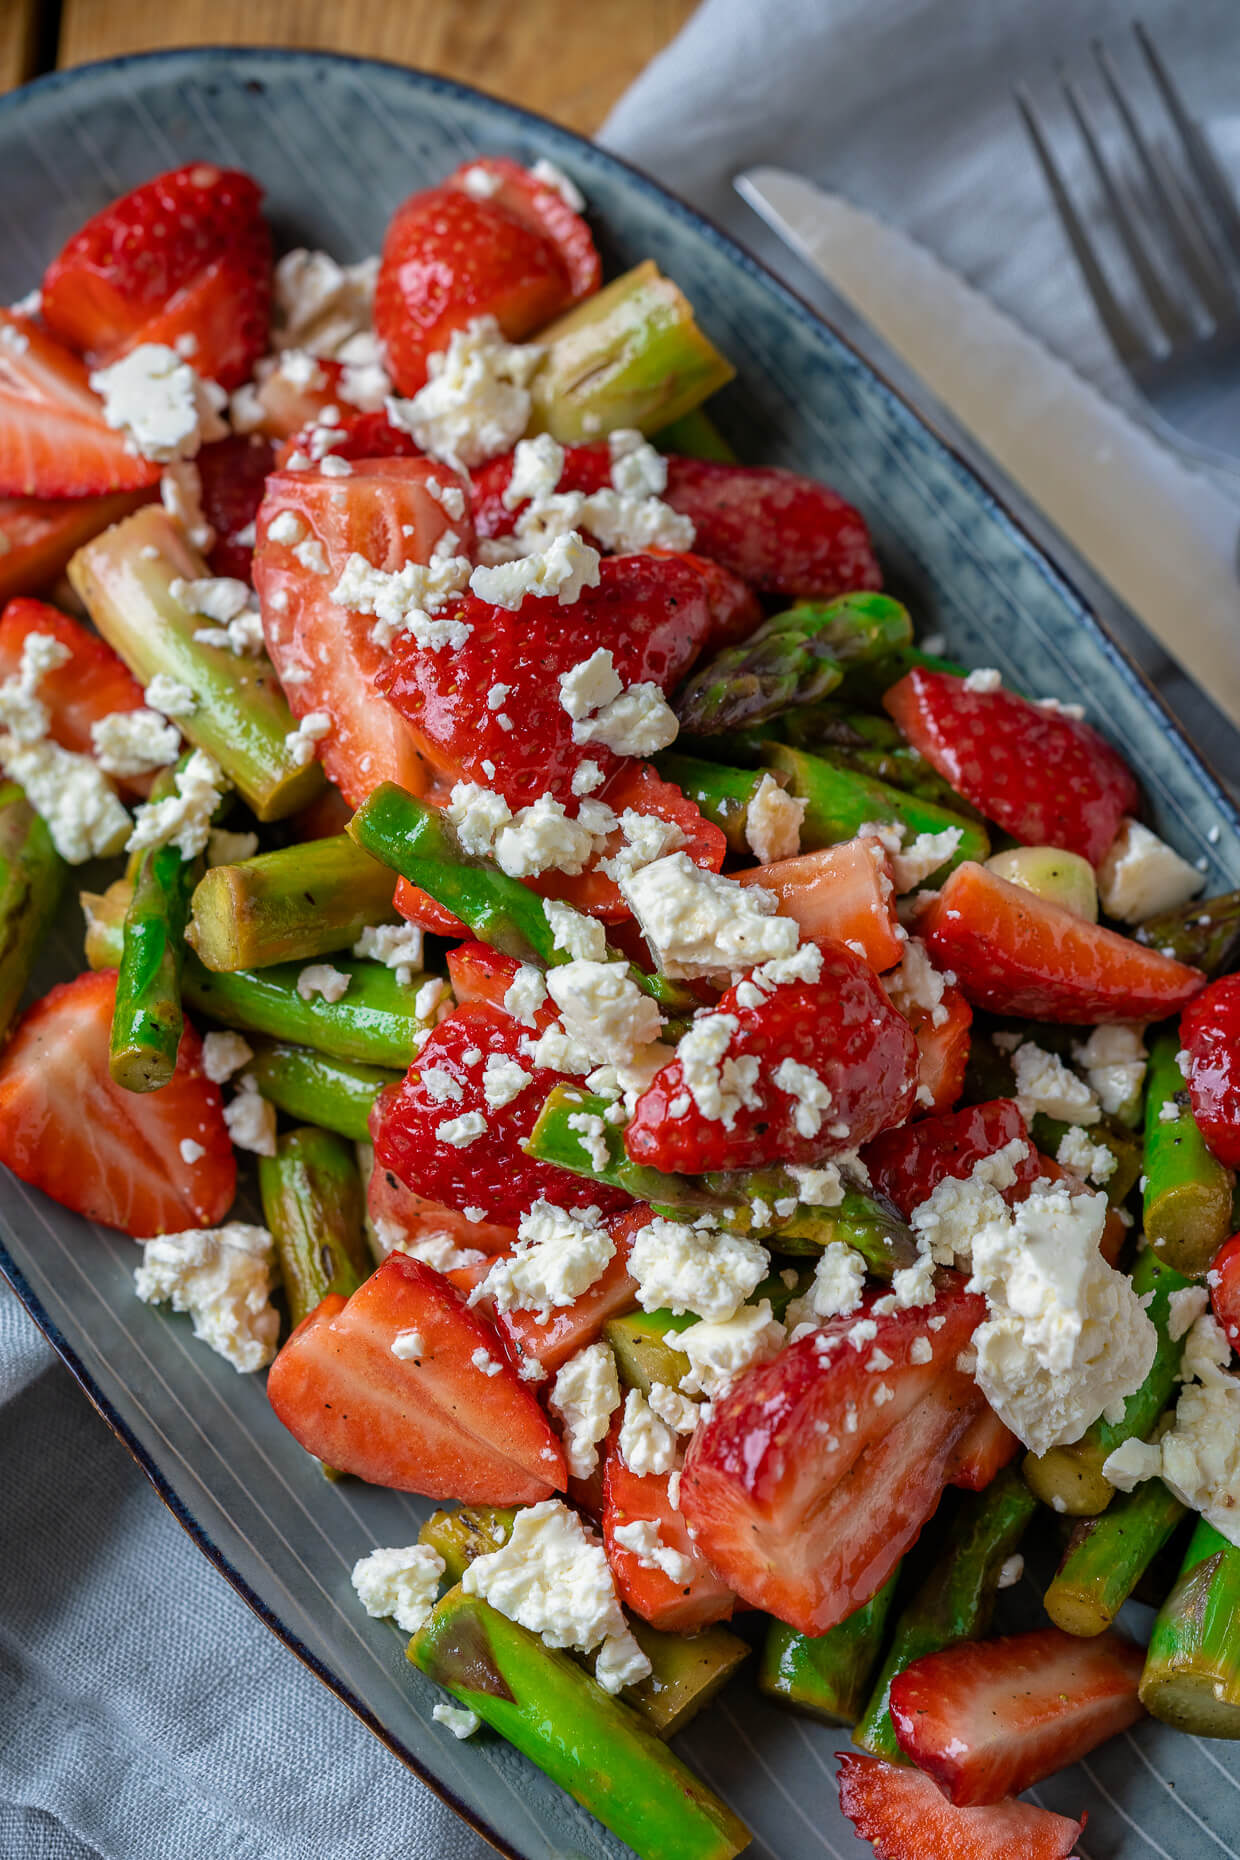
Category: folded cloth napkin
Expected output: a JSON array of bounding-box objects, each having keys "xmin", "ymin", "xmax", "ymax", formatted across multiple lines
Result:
[{"xmin": 6, "ymin": 5, "xmax": 1240, "ymax": 1857}]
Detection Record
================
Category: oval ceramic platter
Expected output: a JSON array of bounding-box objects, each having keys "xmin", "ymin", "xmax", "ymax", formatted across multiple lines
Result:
[{"xmin": 1, "ymin": 46, "xmax": 1238, "ymax": 1860}]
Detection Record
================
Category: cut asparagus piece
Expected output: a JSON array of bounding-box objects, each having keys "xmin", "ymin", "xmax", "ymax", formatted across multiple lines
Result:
[
  {"xmin": 654, "ymin": 753, "xmax": 795, "ymax": 856},
  {"xmin": 244, "ymin": 1040, "xmax": 398, "ymax": 1142},
  {"xmin": 258, "ymin": 1126, "xmax": 370, "ymax": 1331},
  {"xmin": 0, "ymin": 781, "xmax": 65, "ymax": 1044},
  {"xmin": 651, "ymin": 407, "xmax": 736, "ymax": 463},
  {"xmin": 67, "ymin": 505, "xmax": 324, "ymax": 820},
  {"xmin": 110, "ymin": 762, "xmax": 200, "ymax": 1091},
  {"xmin": 527, "ymin": 260, "xmax": 736, "ymax": 443},
  {"xmin": 763, "ymin": 1186, "xmax": 920, "ymax": 1275},
  {"xmin": 673, "ymin": 594, "xmax": 912, "ymax": 737},
  {"xmin": 188, "ymin": 834, "xmax": 400, "ymax": 971},
  {"xmin": 1023, "ymin": 1247, "xmax": 1194, "ymax": 1516},
  {"xmin": 1144, "ymin": 1030, "xmax": 1234, "ymax": 1275},
  {"xmin": 853, "ymin": 1467, "xmax": 1038, "ymax": 1762},
  {"xmin": 419, "ymin": 1504, "xmax": 516, "ymax": 1583},
  {"xmin": 83, "ymin": 879, "xmax": 440, "ymax": 1068},
  {"xmin": 1135, "ymin": 886, "xmax": 1240, "ymax": 977},
  {"xmin": 411, "ymin": 1588, "xmax": 751, "ymax": 1859},
  {"xmin": 1045, "ymin": 1476, "xmax": 1186, "ymax": 1637},
  {"xmin": 761, "ymin": 743, "xmax": 988, "ymax": 866},
  {"xmin": 683, "ymin": 706, "xmax": 975, "ymax": 815},
  {"xmin": 1141, "ymin": 1519, "xmax": 1240, "ymax": 1736},
  {"xmin": 987, "ymin": 846, "xmax": 1099, "ymax": 922},
  {"xmin": 1029, "ymin": 1112, "xmax": 1142, "ymax": 1206},
  {"xmin": 760, "ymin": 1570, "xmax": 900, "ymax": 1725},
  {"xmin": 604, "ymin": 1308, "xmax": 695, "ymax": 1394}
]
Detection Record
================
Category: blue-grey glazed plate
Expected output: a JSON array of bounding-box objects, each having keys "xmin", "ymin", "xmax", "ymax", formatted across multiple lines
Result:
[{"xmin": 0, "ymin": 46, "xmax": 1238, "ymax": 1860}]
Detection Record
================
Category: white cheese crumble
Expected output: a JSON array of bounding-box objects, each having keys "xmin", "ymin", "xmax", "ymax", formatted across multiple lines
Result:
[
  {"xmin": 675, "ymin": 1011, "xmax": 760, "ymax": 1126},
  {"xmin": 377, "ymin": 1225, "xmax": 486, "ymax": 1273},
  {"xmin": 0, "ymin": 734, "xmax": 131, "ymax": 864},
  {"xmin": 1097, "ymin": 817, "xmax": 1205, "ymax": 922},
  {"xmin": 207, "ymin": 828, "xmax": 258, "ymax": 866},
  {"xmin": 461, "ymin": 1499, "xmax": 650, "ymax": 1694},
  {"xmin": 390, "ymin": 1328, "xmax": 424, "ymax": 1360},
  {"xmin": 598, "ymin": 808, "xmax": 686, "ymax": 884},
  {"xmin": 785, "ymin": 1243, "xmax": 868, "ymax": 1333},
  {"xmin": 884, "ymin": 939, "xmax": 952, "ymax": 1029},
  {"xmin": 543, "ymin": 898, "xmax": 607, "ymax": 963},
  {"xmin": 545, "ymin": 960, "xmax": 663, "ymax": 1069},
  {"xmin": 503, "ymin": 963, "xmax": 548, "ymax": 1026},
  {"xmin": 201, "ymin": 1030, "xmax": 253, "ymax": 1083},
  {"xmin": 617, "ymin": 1387, "xmax": 679, "ymax": 1476},
  {"xmin": 388, "ymin": 316, "xmax": 544, "ymax": 471},
  {"xmin": 482, "ymin": 1053, "xmax": 530, "ymax": 1110},
  {"xmin": 134, "ymin": 1224, "xmax": 278, "ymax": 1371},
  {"xmin": 771, "ymin": 1057, "xmax": 832, "ymax": 1139},
  {"xmin": 160, "ymin": 461, "xmax": 214, "ymax": 551},
  {"xmin": 179, "ymin": 1139, "xmax": 204, "ymax": 1165},
  {"xmin": 676, "ymin": 1300, "xmax": 787, "ymax": 1399},
  {"xmin": 963, "ymin": 667, "xmax": 1002, "ymax": 692},
  {"xmin": 1072, "ymin": 1024, "xmax": 1147, "ymax": 1118},
  {"xmin": 647, "ymin": 1381, "xmax": 701, "ymax": 1434},
  {"xmin": 351, "ymin": 1543, "xmax": 445, "ymax": 1634},
  {"xmin": 1056, "ymin": 1125, "xmax": 1117, "ymax": 1185},
  {"xmin": 352, "ymin": 921, "xmax": 425, "ymax": 986},
  {"xmin": 223, "ymin": 1077, "xmax": 277, "ymax": 1157},
  {"xmin": 296, "ymin": 963, "xmax": 351, "ymax": 1004},
  {"xmin": 477, "ymin": 1200, "xmax": 613, "ymax": 1321},
  {"xmin": 504, "ymin": 432, "xmax": 565, "ymax": 507},
  {"xmin": 90, "ymin": 343, "xmax": 227, "ymax": 462},
  {"xmin": 627, "ymin": 1216, "xmax": 769, "ymax": 1323},
  {"xmin": 283, "ymin": 708, "xmax": 332, "ymax": 769},
  {"xmin": 612, "ymin": 1519, "xmax": 695, "ymax": 1585},
  {"xmin": 891, "ymin": 827, "xmax": 962, "ymax": 892},
  {"xmin": 470, "ymin": 531, "xmax": 600, "ymax": 608},
  {"xmin": 622, "ymin": 853, "xmax": 799, "ymax": 980},
  {"xmin": 126, "ymin": 748, "xmax": 227, "ymax": 860},
  {"xmin": 1010, "ymin": 1041, "xmax": 1100, "ymax": 1126},
  {"xmin": 432, "ymin": 1702, "xmax": 480, "ymax": 1738},
  {"xmin": 1104, "ymin": 1314, "xmax": 1240, "ymax": 1546},
  {"xmin": 144, "ymin": 672, "xmax": 198, "ymax": 718},
  {"xmin": 272, "ymin": 249, "xmax": 379, "ymax": 357},
  {"xmin": 531, "ymin": 157, "xmax": 587, "ymax": 212},
  {"xmin": 608, "ymin": 427, "xmax": 667, "ymax": 498},
  {"xmin": 438, "ymin": 1110, "xmax": 487, "ymax": 1148},
  {"xmin": 549, "ymin": 1340, "xmax": 621, "ymax": 1479},
  {"xmin": 745, "ymin": 773, "xmax": 805, "ymax": 865},
  {"xmin": 909, "ymin": 1138, "xmax": 1031, "ymax": 1269},
  {"xmin": 330, "ymin": 546, "xmax": 473, "ymax": 652}
]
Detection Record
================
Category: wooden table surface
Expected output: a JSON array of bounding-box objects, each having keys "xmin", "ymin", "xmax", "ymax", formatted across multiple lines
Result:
[{"xmin": 0, "ymin": 0, "xmax": 696, "ymax": 129}]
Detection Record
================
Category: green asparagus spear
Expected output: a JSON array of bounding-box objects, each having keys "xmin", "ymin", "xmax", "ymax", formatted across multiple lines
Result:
[
  {"xmin": 854, "ymin": 1468, "xmax": 1038, "ymax": 1761},
  {"xmin": 1023, "ymin": 1247, "xmax": 1194, "ymax": 1516},
  {"xmin": 761, "ymin": 743, "xmax": 988, "ymax": 865},
  {"xmin": 1135, "ymin": 886, "xmax": 1240, "ymax": 977},
  {"xmin": 243, "ymin": 1040, "xmax": 398, "ymax": 1142},
  {"xmin": 604, "ymin": 1308, "xmax": 694, "ymax": 1394},
  {"xmin": 1144, "ymin": 1031, "xmax": 1234, "ymax": 1274},
  {"xmin": 84, "ymin": 879, "xmax": 441, "ymax": 1068},
  {"xmin": 0, "ymin": 781, "xmax": 65, "ymax": 1044},
  {"xmin": 1044, "ymin": 1476, "xmax": 1186, "ymax": 1637},
  {"xmin": 1140, "ymin": 1519, "xmax": 1240, "ymax": 1735},
  {"xmin": 110, "ymin": 763, "xmax": 201, "ymax": 1091},
  {"xmin": 683, "ymin": 705, "xmax": 973, "ymax": 811},
  {"xmin": 760, "ymin": 1572, "xmax": 900, "ymax": 1726},
  {"xmin": 187, "ymin": 834, "xmax": 399, "ymax": 971},
  {"xmin": 835, "ymin": 643, "xmax": 966, "ymax": 705},
  {"xmin": 653, "ymin": 754, "xmax": 795, "ymax": 855},
  {"xmin": 527, "ymin": 260, "xmax": 736, "ymax": 442},
  {"xmin": 258, "ymin": 1127, "xmax": 370, "ymax": 1330},
  {"xmin": 411, "ymin": 1588, "xmax": 751, "ymax": 1859},
  {"xmin": 420, "ymin": 1504, "xmax": 516, "ymax": 1581},
  {"xmin": 673, "ymin": 593, "xmax": 913, "ymax": 736},
  {"xmin": 651, "ymin": 407, "xmax": 736, "ymax": 462},
  {"xmin": 68, "ymin": 506, "xmax": 324, "ymax": 821}
]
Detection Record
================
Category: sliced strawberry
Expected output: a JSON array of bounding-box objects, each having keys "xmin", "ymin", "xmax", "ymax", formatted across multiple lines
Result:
[
  {"xmin": 0, "ymin": 312, "xmax": 160, "ymax": 497},
  {"xmin": 836, "ymin": 1753, "xmax": 1085, "ymax": 1860},
  {"xmin": 905, "ymin": 981, "xmax": 972, "ymax": 1115},
  {"xmin": 890, "ymin": 1627, "xmax": 1144, "ymax": 1805},
  {"xmin": 533, "ymin": 760, "xmax": 727, "ymax": 922},
  {"xmin": 0, "ymin": 970, "xmax": 234, "ymax": 1237},
  {"xmin": 680, "ymin": 1282, "xmax": 985, "ymax": 1634},
  {"xmin": 247, "ymin": 356, "xmax": 345, "ymax": 440},
  {"xmin": 1208, "ymin": 1232, "xmax": 1240, "ymax": 1348},
  {"xmin": 376, "ymin": 185, "xmax": 579, "ymax": 397},
  {"xmin": 884, "ymin": 669, "xmax": 1139, "ymax": 865},
  {"xmin": 445, "ymin": 942, "xmax": 555, "ymax": 1022},
  {"xmin": 498, "ymin": 1207, "xmax": 642, "ymax": 1379},
  {"xmin": 661, "ymin": 457, "xmax": 882, "ymax": 598},
  {"xmin": 195, "ymin": 433, "xmax": 275, "ymax": 581},
  {"xmin": 1181, "ymin": 974, "xmax": 1240, "ymax": 1168},
  {"xmin": 274, "ymin": 407, "xmax": 422, "ymax": 470},
  {"xmin": 922, "ymin": 861, "xmax": 1204, "ymax": 1022},
  {"xmin": 0, "ymin": 489, "xmax": 154, "ymax": 603},
  {"xmin": 946, "ymin": 1406, "xmax": 1021, "ymax": 1490},
  {"xmin": 369, "ymin": 999, "xmax": 629, "ymax": 1225},
  {"xmin": 862, "ymin": 1099, "xmax": 1037, "ymax": 1219},
  {"xmin": 469, "ymin": 443, "xmax": 611, "ymax": 542},
  {"xmin": 254, "ymin": 458, "xmax": 472, "ymax": 806},
  {"xmin": 41, "ymin": 164, "xmax": 270, "ymax": 386},
  {"xmin": 366, "ymin": 1153, "xmax": 515, "ymax": 1256},
  {"xmin": 447, "ymin": 158, "xmax": 600, "ymax": 303},
  {"xmin": 734, "ymin": 837, "xmax": 903, "ymax": 972},
  {"xmin": 603, "ymin": 1432, "xmax": 735, "ymax": 1633},
  {"xmin": 396, "ymin": 877, "xmax": 471, "ymax": 940},
  {"xmin": 0, "ymin": 596, "xmax": 147, "ymax": 759},
  {"xmin": 265, "ymin": 1253, "xmax": 566, "ymax": 1501},
  {"xmin": 625, "ymin": 940, "xmax": 918, "ymax": 1174}
]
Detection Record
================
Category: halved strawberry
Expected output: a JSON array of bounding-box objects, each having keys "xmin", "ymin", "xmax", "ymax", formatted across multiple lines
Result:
[
  {"xmin": 625, "ymin": 941, "xmax": 918, "ymax": 1174},
  {"xmin": 734, "ymin": 837, "xmax": 903, "ymax": 972},
  {"xmin": 923, "ymin": 861, "xmax": 1204, "ymax": 1022},
  {"xmin": 679, "ymin": 1282, "xmax": 985, "ymax": 1634},
  {"xmin": 397, "ymin": 878, "xmax": 471, "ymax": 940},
  {"xmin": 369, "ymin": 999, "xmax": 629, "ymax": 1225},
  {"xmin": 0, "ymin": 596, "xmax": 147, "ymax": 761},
  {"xmin": 447, "ymin": 158, "xmax": 600, "ymax": 303},
  {"xmin": 946, "ymin": 1406, "xmax": 1021, "ymax": 1491},
  {"xmin": 41, "ymin": 164, "xmax": 271, "ymax": 386},
  {"xmin": 890, "ymin": 1627, "xmax": 1145, "ymax": 1805},
  {"xmin": 534, "ymin": 760, "xmax": 727, "ymax": 922},
  {"xmin": 196, "ymin": 433, "xmax": 276, "ymax": 581},
  {"xmin": 497, "ymin": 1207, "xmax": 642, "ymax": 1379},
  {"xmin": 603, "ymin": 1431, "xmax": 735, "ymax": 1633},
  {"xmin": 254, "ymin": 458, "xmax": 473, "ymax": 806},
  {"xmin": 836, "ymin": 1753, "xmax": 1085, "ymax": 1860},
  {"xmin": 265, "ymin": 1252, "xmax": 566, "ymax": 1501},
  {"xmin": 274, "ymin": 407, "xmax": 422, "ymax": 470},
  {"xmin": 1209, "ymin": 1232, "xmax": 1240, "ymax": 1348},
  {"xmin": 445, "ymin": 942, "xmax": 555, "ymax": 1023},
  {"xmin": 376, "ymin": 551, "xmax": 748, "ymax": 808},
  {"xmin": 906, "ymin": 980, "xmax": 973, "ymax": 1115},
  {"xmin": 1181, "ymin": 974, "xmax": 1240, "ymax": 1168},
  {"xmin": 662, "ymin": 457, "xmax": 882, "ymax": 598},
  {"xmin": 884, "ymin": 669, "xmax": 1139, "ymax": 865},
  {"xmin": 862, "ymin": 1099, "xmax": 1037, "ymax": 1219},
  {"xmin": 0, "ymin": 489, "xmax": 154, "ymax": 603},
  {"xmin": 0, "ymin": 970, "xmax": 234, "ymax": 1237},
  {"xmin": 0, "ymin": 312, "xmax": 160, "ymax": 497},
  {"xmin": 366, "ymin": 1153, "xmax": 515, "ymax": 1256},
  {"xmin": 469, "ymin": 442, "xmax": 611, "ymax": 542}
]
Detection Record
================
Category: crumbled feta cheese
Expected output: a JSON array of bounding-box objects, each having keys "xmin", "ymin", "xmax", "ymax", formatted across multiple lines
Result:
[
  {"xmin": 1097, "ymin": 817, "xmax": 1205, "ymax": 922},
  {"xmin": 352, "ymin": 920, "xmax": 424, "ymax": 986},
  {"xmin": 542, "ymin": 898, "xmax": 607, "ymax": 964},
  {"xmin": 471, "ymin": 530, "xmax": 601, "ymax": 609},
  {"xmin": 598, "ymin": 807, "xmax": 686, "ymax": 884},
  {"xmin": 504, "ymin": 432, "xmax": 565, "ymax": 507},
  {"xmin": 330, "ymin": 547, "xmax": 473, "ymax": 652},
  {"xmin": 438, "ymin": 1110, "xmax": 487, "ymax": 1148},
  {"xmin": 785, "ymin": 1243, "xmax": 867, "ymax": 1332},
  {"xmin": 296, "ymin": 963, "xmax": 351, "ymax": 1004},
  {"xmin": 608, "ymin": 427, "xmax": 667, "ymax": 498},
  {"xmin": 462, "ymin": 1498, "xmax": 649, "ymax": 1693},
  {"xmin": 545, "ymin": 960, "xmax": 663, "ymax": 1069},
  {"xmin": 967, "ymin": 1178, "xmax": 1157, "ymax": 1456},
  {"xmin": 125, "ymin": 748, "xmax": 226, "ymax": 860},
  {"xmin": 549, "ymin": 1340, "xmax": 621, "ymax": 1479},
  {"xmin": 420, "ymin": 1065, "xmax": 463, "ymax": 1105},
  {"xmin": 482, "ymin": 1053, "xmax": 530, "ymax": 1110},
  {"xmin": 284, "ymin": 708, "xmax": 332, "ymax": 768},
  {"xmin": 388, "ymin": 316, "xmax": 544, "ymax": 470},
  {"xmin": 391, "ymin": 1328, "xmax": 424, "ymax": 1360},
  {"xmin": 179, "ymin": 1138, "xmax": 205, "ymax": 1165},
  {"xmin": 90, "ymin": 343, "xmax": 227, "ymax": 462},
  {"xmin": 1168, "ymin": 1286, "xmax": 1210, "ymax": 1343},
  {"xmin": 1056, "ymin": 1125, "xmax": 1117, "ymax": 1185},
  {"xmin": 964, "ymin": 667, "xmax": 1001, "ymax": 692},
  {"xmin": 472, "ymin": 1347, "xmax": 502, "ymax": 1377},
  {"xmin": 461, "ymin": 162, "xmax": 503, "ymax": 199},
  {"xmin": 445, "ymin": 780, "xmax": 514, "ymax": 857},
  {"xmin": 1104, "ymin": 1313, "xmax": 1240, "ymax": 1545},
  {"xmin": 647, "ymin": 1381, "xmax": 701, "ymax": 1435},
  {"xmin": 1010, "ymin": 1041, "xmax": 1100, "ymax": 1126},
  {"xmin": 627, "ymin": 1215, "xmax": 768, "ymax": 1323},
  {"xmin": 160, "ymin": 461, "xmax": 214, "ymax": 550},
  {"xmin": 479, "ymin": 1200, "xmax": 613, "ymax": 1321},
  {"xmin": 884, "ymin": 939, "xmax": 951, "ymax": 1028},
  {"xmin": 378, "ymin": 1225, "xmax": 486, "ymax": 1273},
  {"xmin": 617, "ymin": 1387, "xmax": 679, "ymax": 1476},
  {"xmin": 134, "ymin": 1223, "xmax": 278, "ymax": 1371},
  {"xmin": 431, "ymin": 1701, "xmax": 479, "ymax": 1738},
  {"xmin": 559, "ymin": 647, "xmax": 622, "ymax": 721},
  {"xmin": 566, "ymin": 1111, "xmax": 609, "ymax": 1171},
  {"xmin": 0, "ymin": 632, "xmax": 66, "ymax": 742},
  {"xmin": 503, "ymin": 963, "xmax": 548, "ymax": 1026},
  {"xmin": 493, "ymin": 794, "xmax": 606, "ymax": 879},
  {"xmin": 0, "ymin": 734, "xmax": 131, "ymax": 864},
  {"xmin": 272, "ymin": 248, "xmax": 378, "ymax": 357},
  {"xmin": 205, "ymin": 828, "xmax": 258, "ymax": 867},
  {"xmin": 612, "ymin": 1518, "xmax": 694, "ymax": 1584},
  {"xmin": 144, "ymin": 672, "xmax": 198, "ymax": 718},
  {"xmin": 351, "ymin": 1543, "xmax": 445, "ymax": 1634},
  {"xmin": 530, "ymin": 157, "xmax": 587, "ymax": 212},
  {"xmin": 201, "ymin": 1030, "xmax": 253, "ymax": 1083},
  {"xmin": 892, "ymin": 827, "xmax": 962, "ymax": 892},
  {"xmin": 569, "ymin": 671, "xmax": 679, "ymax": 759},
  {"xmin": 267, "ymin": 510, "xmax": 306, "ymax": 546},
  {"xmin": 1072, "ymin": 1024, "xmax": 1147, "ymax": 1117},
  {"xmin": 788, "ymin": 1161, "xmax": 847, "ymax": 1207},
  {"xmin": 909, "ymin": 1138, "xmax": 1031, "ymax": 1268},
  {"xmin": 772, "ymin": 1057, "xmax": 832, "ymax": 1139},
  {"xmin": 997, "ymin": 1554, "xmax": 1024, "ymax": 1589},
  {"xmin": 223, "ymin": 1077, "xmax": 277, "ymax": 1156},
  {"xmin": 622, "ymin": 853, "xmax": 798, "ymax": 979},
  {"xmin": 676, "ymin": 1300, "xmax": 787, "ymax": 1399},
  {"xmin": 675, "ymin": 1012, "xmax": 759, "ymax": 1126},
  {"xmin": 745, "ymin": 772, "xmax": 805, "ymax": 865}
]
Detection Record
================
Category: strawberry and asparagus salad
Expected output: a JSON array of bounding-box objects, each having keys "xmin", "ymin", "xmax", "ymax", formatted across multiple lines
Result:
[{"xmin": 2, "ymin": 152, "xmax": 1240, "ymax": 1860}]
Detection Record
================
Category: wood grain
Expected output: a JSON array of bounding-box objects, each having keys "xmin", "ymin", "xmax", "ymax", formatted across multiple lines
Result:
[
  {"xmin": 0, "ymin": 0, "xmax": 39, "ymax": 92},
  {"xmin": 56, "ymin": 0, "xmax": 697, "ymax": 132}
]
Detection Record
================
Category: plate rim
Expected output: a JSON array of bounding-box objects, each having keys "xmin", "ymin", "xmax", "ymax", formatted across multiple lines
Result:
[{"xmin": 1, "ymin": 41, "xmax": 1236, "ymax": 1860}]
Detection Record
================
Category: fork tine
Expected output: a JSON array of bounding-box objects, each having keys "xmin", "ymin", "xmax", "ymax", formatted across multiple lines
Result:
[
  {"xmin": 1092, "ymin": 37, "xmax": 1240, "ymax": 329},
  {"xmin": 1060, "ymin": 67, "xmax": 1195, "ymax": 347},
  {"xmin": 1015, "ymin": 85, "xmax": 1155, "ymax": 370},
  {"xmin": 1135, "ymin": 21, "xmax": 1240, "ymax": 266}
]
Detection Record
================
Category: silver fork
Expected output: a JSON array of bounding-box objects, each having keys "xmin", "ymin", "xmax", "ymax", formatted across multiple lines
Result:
[{"xmin": 1017, "ymin": 22, "xmax": 1240, "ymax": 468}]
